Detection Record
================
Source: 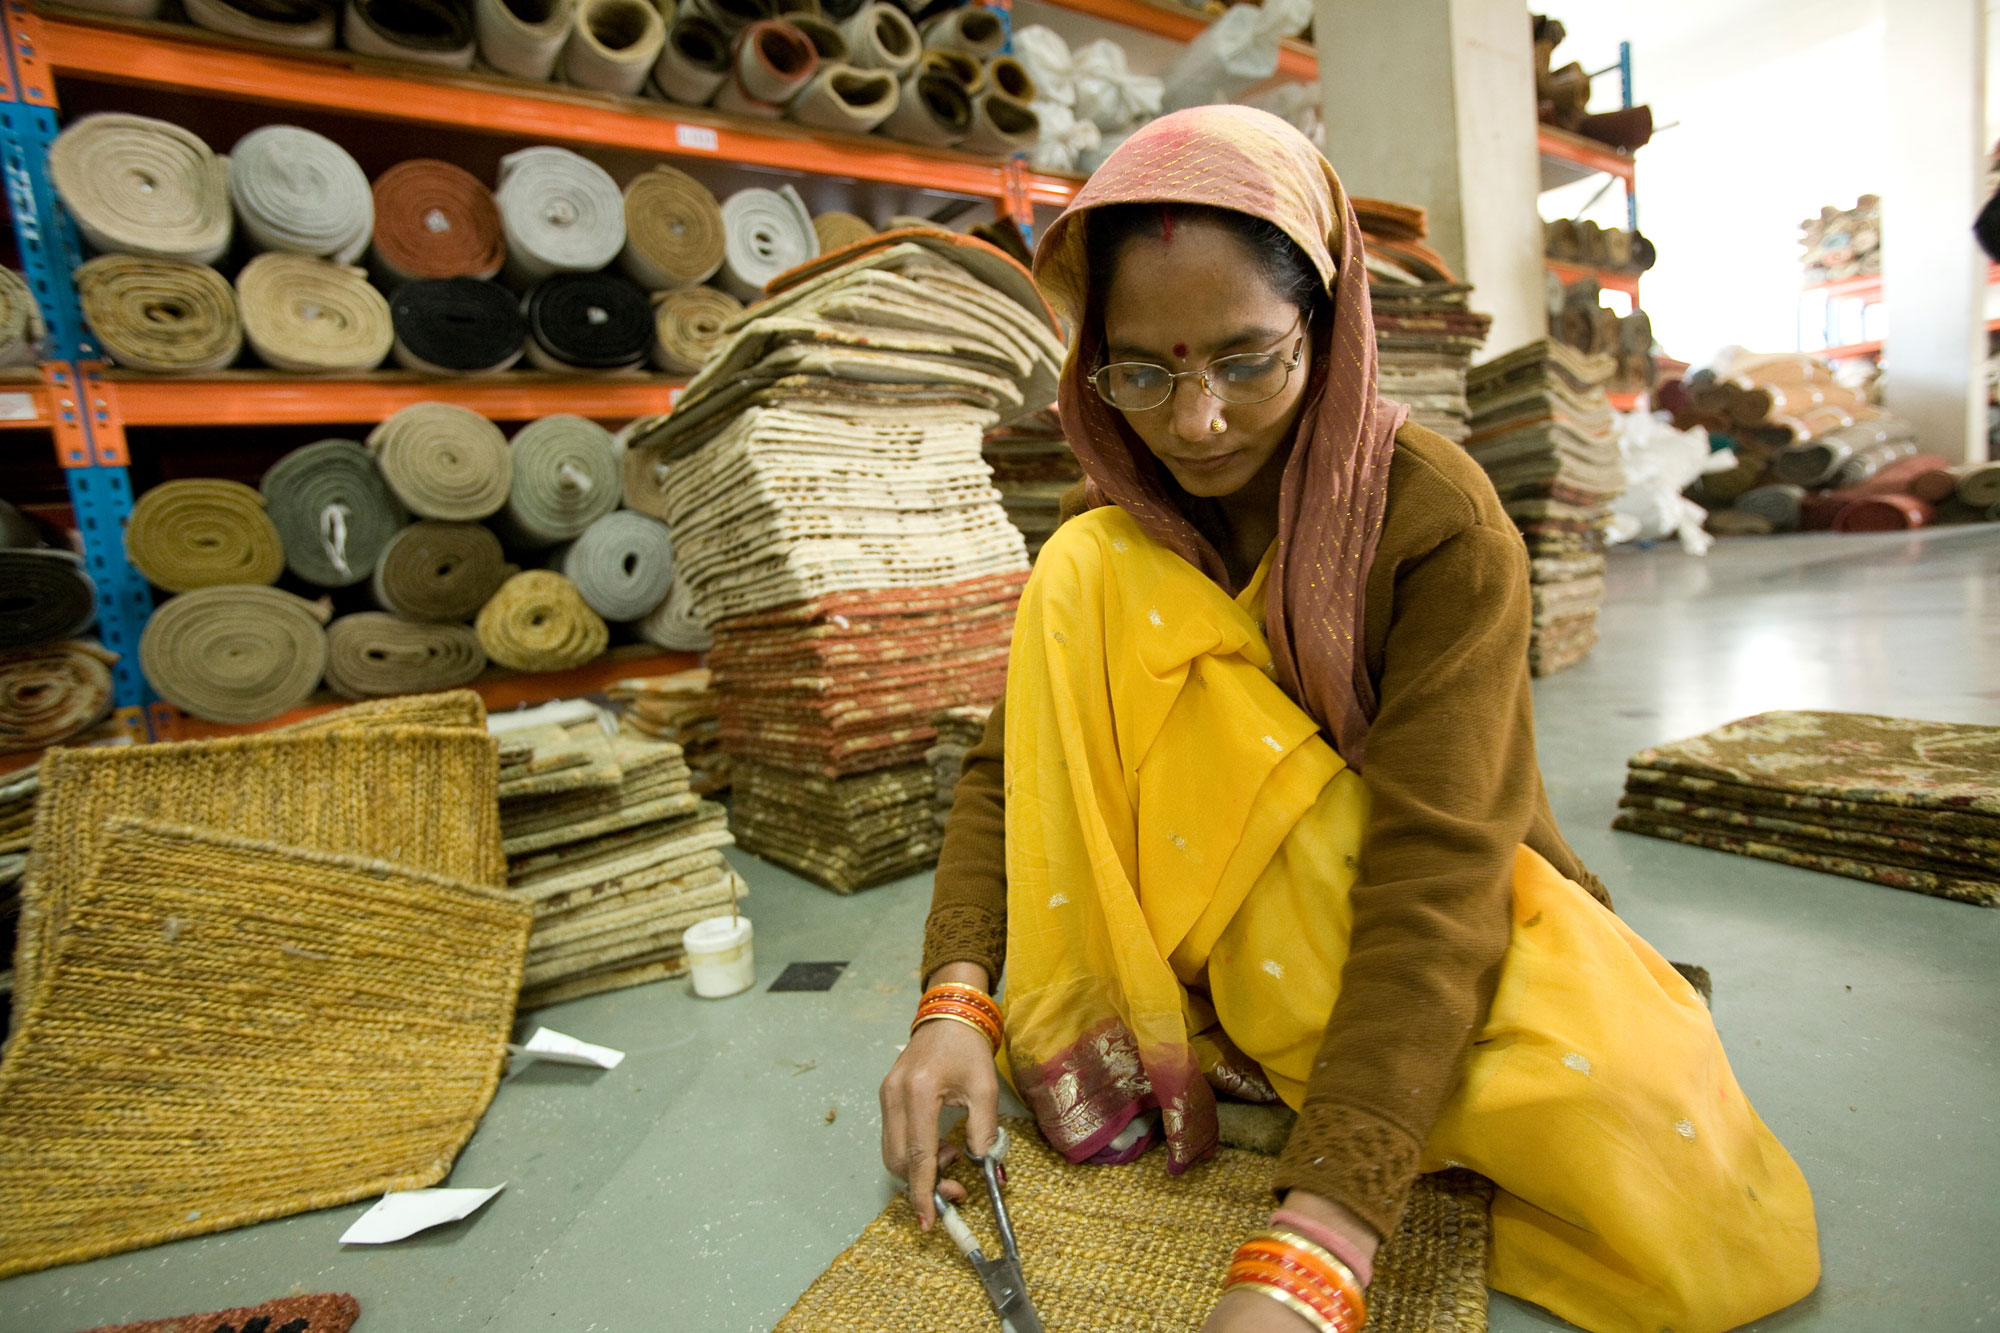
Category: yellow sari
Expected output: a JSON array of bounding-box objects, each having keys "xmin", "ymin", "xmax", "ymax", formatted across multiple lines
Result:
[{"xmin": 1001, "ymin": 506, "xmax": 1819, "ymax": 1333}]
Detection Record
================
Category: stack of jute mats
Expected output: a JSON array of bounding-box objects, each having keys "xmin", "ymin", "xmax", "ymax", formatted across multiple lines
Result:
[
  {"xmin": 624, "ymin": 228, "xmax": 1060, "ymax": 893},
  {"xmin": 1613, "ymin": 710, "xmax": 2000, "ymax": 907},
  {"xmin": 0, "ymin": 691, "xmax": 530, "ymax": 1280},
  {"xmin": 927, "ymin": 705, "xmax": 993, "ymax": 835},
  {"xmin": 607, "ymin": 667, "xmax": 730, "ymax": 795},
  {"xmin": 1464, "ymin": 339, "xmax": 1624, "ymax": 677},
  {"xmin": 982, "ymin": 408, "xmax": 1082, "ymax": 559},
  {"xmin": 491, "ymin": 698, "xmax": 743, "ymax": 1006}
]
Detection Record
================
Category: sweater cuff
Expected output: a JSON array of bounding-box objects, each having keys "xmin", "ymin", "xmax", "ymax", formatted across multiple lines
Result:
[
  {"xmin": 919, "ymin": 901, "xmax": 1006, "ymax": 985},
  {"xmin": 1269, "ymin": 1100, "xmax": 1424, "ymax": 1241}
]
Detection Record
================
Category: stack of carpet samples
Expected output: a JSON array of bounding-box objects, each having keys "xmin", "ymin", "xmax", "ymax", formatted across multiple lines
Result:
[
  {"xmin": 1800, "ymin": 196, "xmax": 1881, "ymax": 285},
  {"xmin": 1465, "ymin": 339, "xmax": 1623, "ymax": 677},
  {"xmin": 624, "ymin": 227, "xmax": 1061, "ymax": 892},
  {"xmin": 608, "ymin": 668, "xmax": 730, "ymax": 795},
  {"xmin": 1613, "ymin": 710, "xmax": 1999, "ymax": 909},
  {"xmin": 0, "ymin": 768, "xmax": 33, "ymax": 1007},
  {"xmin": 1355, "ymin": 198, "xmax": 1493, "ymax": 445},
  {"xmin": 490, "ymin": 698, "xmax": 741, "ymax": 1007},
  {"xmin": 982, "ymin": 407, "xmax": 1080, "ymax": 558},
  {"xmin": 926, "ymin": 705, "xmax": 992, "ymax": 835}
]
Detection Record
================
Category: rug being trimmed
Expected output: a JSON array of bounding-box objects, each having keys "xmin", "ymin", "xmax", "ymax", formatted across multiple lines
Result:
[{"xmin": 73, "ymin": 1292, "xmax": 360, "ymax": 1333}]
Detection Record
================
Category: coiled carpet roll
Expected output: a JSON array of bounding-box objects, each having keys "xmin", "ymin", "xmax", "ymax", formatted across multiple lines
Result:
[
  {"xmin": 261, "ymin": 438, "xmax": 411, "ymax": 588},
  {"xmin": 554, "ymin": 510, "xmax": 675, "ymax": 619},
  {"xmin": 735, "ymin": 19, "xmax": 818, "ymax": 101},
  {"xmin": 840, "ymin": 2, "xmax": 918, "ymax": 73},
  {"xmin": 652, "ymin": 14, "xmax": 731, "ymax": 102},
  {"xmin": 717, "ymin": 185, "xmax": 817, "ymax": 300},
  {"xmin": 373, "ymin": 520, "xmax": 512, "ymax": 621},
  {"xmin": 75, "ymin": 256, "xmax": 242, "ymax": 374},
  {"xmin": 0, "ymin": 268, "xmax": 46, "ymax": 366},
  {"xmin": 0, "ymin": 641, "xmax": 116, "ymax": 753},
  {"xmin": 183, "ymin": 0, "xmax": 337, "ymax": 47},
  {"xmin": 475, "ymin": 570, "xmax": 608, "ymax": 671},
  {"xmin": 229, "ymin": 125, "xmax": 375, "ymax": 264},
  {"xmin": 524, "ymin": 272, "xmax": 653, "ymax": 371},
  {"xmin": 619, "ymin": 165, "xmax": 726, "ymax": 291},
  {"xmin": 236, "ymin": 253, "xmax": 395, "ymax": 372},
  {"xmin": 650, "ymin": 284, "xmax": 741, "ymax": 373},
  {"xmin": 0, "ymin": 549, "xmax": 97, "ymax": 650},
  {"xmin": 498, "ymin": 414, "xmax": 621, "ymax": 545},
  {"xmin": 390, "ymin": 278, "xmax": 528, "ymax": 373},
  {"xmin": 344, "ymin": 0, "xmax": 478, "ymax": 67},
  {"xmin": 47, "ymin": 113, "xmax": 234, "ymax": 264},
  {"xmin": 1734, "ymin": 483, "xmax": 1806, "ymax": 533},
  {"xmin": 324, "ymin": 612, "xmax": 487, "ymax": 698},
  {"xmin": 810, "ymin": 210, "xmax": 875, "ymax": 254},
  {"xmin": 124, "ymin": 480, "xmax": 287, "ymax": 593},
  {"xmin": 139, "ymin": 585, "xmax": 330, "ymax": 724},
  {"xmin": 1954, "ymin": 461, "xmax": 2000, "ymax": 509},
  {"xmin": 371, "ymin": 159, "xmax": 507, "ymax": 283},
  {"xmin": 636, "ymin": 576, "xmax": 711, "ymax": 651},
  {"xmin": 563, "ymin": 0, "xmax": 666, "ymax": 93},
  {"xmin": 920, "ymin": 3, "xmax": 1003, "ymax": 59},
  {"xmin": 367, "ymin": 402, "xmax": 513, "ymax": 520},
  {"xmin": 960, "ymin": 89, "xmax": 1039, "ymax": 156},
  {"xmin": 788, "ymin": 64, "xmax": 899, "ymax": 132},
  {"xmin": 1834, "ymin": 494, "xmax": 1934, "ymax": 533},
  {"xmin": 877, "ymin": 68, "xmax": 971, "ymax": 146},
  {"xmin": 494, "ymin": 146, "xmax": 628, "ymax": 287},
  {"xmin": 1770, "ymin": 440, "xmax": 1848, "ymax": 489},
  {"xmin": 689, "ymin": 0, "xmax": 768, "ymax": 32},
  {"xmin": 788, "ymin": 13, "xmax": 848, "ymax": 61},
  {"xmin": 476, "ymin": 0, "xmax": 576, "ymax": 78}
]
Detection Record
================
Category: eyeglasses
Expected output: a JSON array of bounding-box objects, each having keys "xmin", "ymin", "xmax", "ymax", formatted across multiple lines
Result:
[{"xmin": 1089, "ymin": 314, "xmax": 1309, "ymax": 413}]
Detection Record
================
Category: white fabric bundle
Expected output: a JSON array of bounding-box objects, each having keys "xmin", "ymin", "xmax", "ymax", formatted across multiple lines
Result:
[
  {"xmin": 229, "ymin": 125, "xmax": 374, "ymax": 264},
  {"xmin": 1025, "ymin": 101, "xmax": 1100, "ymax": 176},
  {"xmin": 1009, "ymin": 25, "xmax": 1074, "ymax": 106},
  {"xmin": 1161, "ymin": 0, "xmax": 1310, "ymax": 114},
  {"xmin": 494, "ymin": 146, "xmax": 628, "ymax": 287},
  {"xmin": 717, "ymin": 186, "xmax": 818, "ymax": 301},
  {"xmin": 1071, "ymin": 39, "xmax": 1162, "ymax": 133}
]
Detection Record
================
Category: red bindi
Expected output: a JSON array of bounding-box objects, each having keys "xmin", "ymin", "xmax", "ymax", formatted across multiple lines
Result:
[{"xmin": 1172, "ymin": 343, "xmax": 1189, "ymax": 360}]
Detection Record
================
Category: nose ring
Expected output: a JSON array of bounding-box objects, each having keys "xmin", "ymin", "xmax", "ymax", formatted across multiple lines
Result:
[{"xmin": 1208, "ymin": 418, "xmax": 1226, "ymax": 434}]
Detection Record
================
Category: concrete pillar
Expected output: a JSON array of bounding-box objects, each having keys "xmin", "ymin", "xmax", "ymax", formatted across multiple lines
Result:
[
  {"xmin": 1882, "ymin": 0, "xmax": 1987, "ymax": 463},
  {"xmin": 1313, "ymin": 0, "xmax": 1545, "ymax": 352}
]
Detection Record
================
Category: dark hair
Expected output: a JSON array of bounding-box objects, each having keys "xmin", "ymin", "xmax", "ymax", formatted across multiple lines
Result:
[{"xmin": 1084, "ymin": 202, "xmax": 1324, "ymax": 318}]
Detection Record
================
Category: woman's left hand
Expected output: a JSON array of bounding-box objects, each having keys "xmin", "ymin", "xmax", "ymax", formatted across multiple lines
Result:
[{"xmin": 1199, "ymin": 1288, "xmax": 1319, "ymax": 1331}]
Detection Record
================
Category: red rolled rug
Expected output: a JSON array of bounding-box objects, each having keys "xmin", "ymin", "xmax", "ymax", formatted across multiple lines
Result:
[{"xmin": 1834, "ymin": 494, "xmax": 1934, "ymax": 532}]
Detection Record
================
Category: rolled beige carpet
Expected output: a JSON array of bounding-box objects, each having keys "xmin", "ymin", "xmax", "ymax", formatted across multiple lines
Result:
[
  {"xmin": 635, "ymin": 575, "xmax": 710, "ymax": 651},
  {"xmin": 718, "ymin": 184, "xmax": 817, "ymax": 300},
  {"xmin": 371, "ymin": 158, "xmax": 507, "ymax": 283},
  {"xmin": 324, "ymin": 612, "xmax": 486, "ymax": 698},
  {"xmin": 236, "ymin": 253, "xmax": 394, "ymax": 373},
  {"xmin": 344, "ymin": 0, "xmax": 478, "ymax": 67},
  {"xmin": 840, "ymin": 2, "xmax": 918, "ymax": 74},
  {"xmin": 690, "ymin": 0, "xmax": 769, "ymax": 31},
  {"xmin": 914, "ymin": 47, "xmax": 981, "ymax": 92},
  {"xmin": 959, "ymin": 91, "xmax": 1039, "ymax": 156},
  {"xmin": 553, "ymin": 510, "xmax": 675, "ymax": 619},
  {"xmin": 877, "ymin": 68, "xmax": 970, "ymax": 146},
  {"xmin": 651, "ymin": 14, "xmax": 732, "ymax": 102},
  {"xmin": 810, "ymin": 209, "xmax": 875, "ymax": 253},
  {"xmin": 619, "ymin": 165, "xmax": 726, "ymax": 290},
  {"xmin": 373, "ymin": 520, "xmax": 512, "ymax": 621},
  {"xmin": 125, "ymin": 480, "xmax": 287, "ymax": 594},
  {"xmin": 475, "ymin": 570, "xmax": 609, "ymax": 671},
  {"xmin": 139, "ymin": 585, "xmax": 330, "ymax": 724},
  {"xmin": 983, "ymin": 54, "xmax": 1036, "ymax": 103},
  {"xmin": 1954, "ymin": 461, "xmax": 2000, "ymax": 509},
  {"xmin": 788, "ymin": 63, "xmax": 897, "ymax": 131},
  {"xmin": 494, "ymin": 146, "xmax": 627, "ymax": 287},
  {"xmin": 47, "ymin": 113, "xmax": 233, "ymax": 264},
  {"xmin": 183, "ymin": 0, "xmax": 337, "ymax": 48},
  {"xmin": 787, "ymin": 12, "xmax": 846, "ymax": 60},
  {"xmin": 477, "ymin": 0, "xmax": 576, "ymax": 79},
  {"xmin": 366, "ymin": 402, "xmax": 513, "ymax": 521},
  {"xmin": 75, "ymin": 255, "xmax": 242, "ymax": 374},
  {"xmin": 712, "ymin": 78, "xmax": 786, "ymax": 119},
  {"xmin": 563, "ymin": 0, "xmax": 666, "ymax": 94},
  {"xmin": 735, "ymin": 19, "xmax": 818, "ymax": 102},
  {"xmin": 920, "ymin": 3, "xmax": 1002, "ymax": 59},
  {"xmin": 497, "ymin": 413, "xmax": 622, "ymax": 546},
  {"xmin": 651, "ymin": 284, "xmax": 742, "ymax": 373},
  {"xmin": 229, "ymin": 125, "xmax": 374, "ymax": 264},
  {"xmin": 0, "ymin": 268, "xmax": 46, "ymax": 367},
  {"xmin": 0, "ymin": 641, "xmax": 116, "ymax": 754},
  {"xmin": 261, "ymin": 438, "xmax": 411, "ymax": 588}
]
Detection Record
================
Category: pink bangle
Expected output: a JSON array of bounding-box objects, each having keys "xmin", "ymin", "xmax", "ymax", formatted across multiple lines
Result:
[{"xmin": 1271, "ymin": 1207, "xmax": 1373, "ymax": 1290}]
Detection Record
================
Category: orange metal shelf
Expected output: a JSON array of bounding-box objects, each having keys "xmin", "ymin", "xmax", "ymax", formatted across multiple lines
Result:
[
  {"xmin": 1606, "ymin": 389, "xmax": 1643, "ymax": 411},
  {"xmin": 1537, "ymin": 125, "xmax": 1635, "ymax": 185},
  {"xmin": 1802, "ymin": 263, "xmax": 2000, "ymax": 302},
  {"xmin": 100, "ymin": 371, "xmax": 689, "ymax": 426},
  {"xmin": 31, "ymin": 11, "xmax": 1083, "ymax": 207},
  {"xmin": 1820, "ymin": 340, "xmax": 1883, "ymax": 360},
  {"xmin": 1544, "ymin": 259, "xmax": 1640, "ymax": 297},
  {"xmin": 1026, "ymin": 0, "xmax": 1317, "ymax": 81}
]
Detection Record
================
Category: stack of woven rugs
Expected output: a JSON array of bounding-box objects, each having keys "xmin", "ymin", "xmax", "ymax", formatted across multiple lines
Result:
[
  {"xmin": 1612, "ymin": 710, "xmax": 1999, "ymax": 909},
  {"xmin": 926, "ymin": 705, "xmax": 992, "ymax": 835},
  {"xmin": 1356, "ymin": 198, "xmax": 1492, "ymax": 445},
  {"xmin": 1465, "ymin": 339, "xmax": 1623, "ymax": 676},
  {"xmin": 0, "ymin": 768, "xmax": 32, "ymax": 1006},
  {"xmin": 491, "ymin": 699, "xmax": 741, "ymax": 1006},
  {"xmin": 982, "ymin": 408, "xmax": 1081, "ymax": 558},
  {"xmin": 624, "ymin": 227, "xmax": 1061, "ymax": 892},
  {"xmin": 608, "ymin": 668, "xmax": 730, "ymax": 795}
]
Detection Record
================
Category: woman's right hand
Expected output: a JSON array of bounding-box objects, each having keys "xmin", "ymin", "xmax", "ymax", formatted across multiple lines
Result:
[{"xmin": 879, "ymin": 966, "xmax": 1001, "ymax": 1231}]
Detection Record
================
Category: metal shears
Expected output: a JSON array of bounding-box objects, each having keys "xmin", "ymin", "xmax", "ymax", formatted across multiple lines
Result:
[{"xmin": 932, "ymin": 1127, "xmax": 1044, "ymax": 1333}]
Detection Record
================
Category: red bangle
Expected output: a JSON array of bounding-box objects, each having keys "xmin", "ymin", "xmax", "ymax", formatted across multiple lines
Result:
[
  {"xmin": 1223, "ymin": 1229, "xmax": 1367, "ymax": 1331},
  {"xmin": 1272, "ymin": 1207, "xmax": 1374, "ymax": 1290},
  {"xmin": 1224, "ymin": 1259, "xmax": 1353, "ymax": 1332},
  {"xmin": 912, "ymin": 983, "xmax": 1003, "ymax": 1052}
]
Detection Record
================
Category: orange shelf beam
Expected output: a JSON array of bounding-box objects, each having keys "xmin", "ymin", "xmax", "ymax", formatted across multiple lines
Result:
[
  {"xmin": 1025, "ymin": 0, "xmax": 1317, "ymax": 81},
  {"xmin": 1544, "ymin": 259, "xmax": 1639, "ymax": 297},
  {"xmin": 1537, "ymin": 125, "xmax": 1636, "ymax": 183},
  {"xmin": 1820, "ymin": 340, "xmax": 1883, "ymax": 360},
  {"xmin": 1802, "ymin": 262, "xmax": 2000, "ymax": 302},
  {"xmin": 100, "ymin": 371, "xmax": 689, "ymax": 426}
]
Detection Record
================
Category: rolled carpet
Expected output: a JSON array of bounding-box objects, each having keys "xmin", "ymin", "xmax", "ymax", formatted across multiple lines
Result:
[
  {"xmin": 636, "ymin": 575, "xmax": 711, "ymax": 650},
  {"xmin": 563, "ymin": 0, "xmax": 666, "ymax": 93},
  {"xmin": 1733, "ymin": 483, "xmax": 1806, "ymax": 533},
  {"xmin": 876, "ymin": 69, "xmax": 971, "ymax": 146},
  {"xmin": 1770, "ymin": 440, "xmax": 1848, "ymax": 489},
  {"xmin": 228, "ymin": 125, "xmax": 374, "ymax": 264},
  {"xmin": 619, "ymin": 165, "xmax": 726, "ymax": 291},
  {"xmin": 652, "ymin": 14, "xmax": 732, "ymax": 103},
  {"xmin": 390, "ymin": 277, "xmax": 527, "ymax": 373},
  {"xmin": 1907, "ymin": 462, "xmax": 1960, "ymax": 505},
  {"xmin": 236, "ymin": 253, "xmax": 395, "ymax": 372},
  {"xmin": 373, "ymin": 520, "xmax": 511, "ymax": 621},
  {"xmin": 788, "ymin": 13, "xmax": 848, "ymax": 61},
  {"xmin": 811, "ymin": 210, "xmax": 875, "ymax": 254},
  {"xmin": 324, "ymin": 612, "xmax": 486, "ymax": 697},
  {"xmin": 498, "ymin": 413, "xmax": 622, "ymax": 545},
  {"xmin": 74, "ymin": 255, "xmax": 242, "ymax": 374},
  {"xmin": 650, "ymin": 284, "xmax": 742, "ymax": 373},
  {"xmin": 735, "ymin": 19, "xmax": 818, "ymax": 102},
  {"xmin": 124, "ymin": 479, "xmax": 287, "ymax": 593},
  {"xmin": 839, "ymin": 2, "xmax": 918, "ymax": 74},
  {"xmin": 1954, "ymin": 461, "xmax": 2000, "ymax": 509},
  {"xmin": 0, "ymin": 268, "xmax": 45, "ymax": 366},
  {"xmin": 494, "ymin": 146, "xmax": 627, "ymax": 287},
  {"xmin": 958, "ymin": 90, "xmax": 1039, "ymax": 156},
  {"xmin": 919, "ymin": 3, "xmax": 1003, "ymax": 58},
  {"xmin": 711, "ymin": 77, "xmax": 786, "ymax": 120},
  {"xmin": 139, "ymin": 585, "xmax": 330, "ymax": 724},
  {"xmin": 47, "ymin": 113, "xmax": 233, "ymax": 264},
  {"xmin": 366, "ymin": 402, "xmax": 513, "ymax": 520},
  {"xmin": 788, "ymin": 63, "xmax": 899, "ymax": 132},
  {"xmin": 1832, "ymin": 440, "xmax": 1917, "ymax": 487},
  {"xmin": 475, "ymin": 570, "xmax": 609, "ymax": 671},
  {"xmin": 261, "ymin": 438, "xmax": 411, "ymax": 588},
  {"xmin": 183, "ymin": 0, "xmax": 337, "ymax": 48},
  {"xmin": 690, "ymin": 0, "xmax": 768, "ymax": 32},
  {"xmin": 717, "ymin": 184, "xmax": 817, "ymax": 300},
  {"xmin": 1834, "ymin": 494, "xmax": 1934, "ymax": 533},
  {"xmin": 343, "ymin": 0, "xmax": 478, "ymax": 67},
  {"xmin": 0, "ymin": 549, "xmax": 97, "ymax": 650},
  {"xmin": 476, "ymin": 0, "xmax": 576, "ymax": 79},
  {"xmin": 371, "ymin": 158, "xmax": 506, "ymax": 283},
  {"xmin": 524, "ymin": 272, "xmax": 654, "ymax": 371},
  {"xmin": 554, "ymin": 510, "xmax": 675, "ymax": 619},
  {"xmin": 0, "ymin": 641, "xmax": 116, "ymax": 753}
]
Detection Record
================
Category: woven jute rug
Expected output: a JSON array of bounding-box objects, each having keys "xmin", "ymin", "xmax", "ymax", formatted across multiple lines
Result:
[
  {"xmin": 0, "ymin": 820, "xmax": 529, "ymax": 1279},
  {"xmin": 777, "ymin": 1117, "xmax": 1492, "ymax": 1332},
  {"xmin": 74, "ymin": 1292, "xmax": 360, "ymax": 1333}
]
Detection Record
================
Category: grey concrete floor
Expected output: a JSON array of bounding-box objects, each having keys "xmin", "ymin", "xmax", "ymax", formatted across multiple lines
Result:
[{"xmin": 3, "ymin": 526, "xmax": 1998, "ymax": 1333}]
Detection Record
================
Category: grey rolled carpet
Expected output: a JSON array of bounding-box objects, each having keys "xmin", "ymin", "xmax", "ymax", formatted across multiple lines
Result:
[
  {"xmin": 496, "ymin": 414, "xmax": 623, "ymax": 547},
  {"xmin": 139, "ymin": 585, "xmax": 330, "ymax": 724},
  {"xmin": 228, "ymin": 125, "xmax": 375, "ymax": 264},
  {"xmin": 475, "ymin": 0, "xmax": 576, "ymax": 79},
  {"xmin": 0, "ymin": 550, "xmax": 97, "ymax": 651},
  {"xmin": 494, "ymin": 146, "xmax": 627, "ymax": 288},
  {"xmin": 554, "ymin": 510, "xmax": 675, "ymax": 620},
  {"xmin": 261, "ymin": 438, "xmax": 412, "ymax": 588}
]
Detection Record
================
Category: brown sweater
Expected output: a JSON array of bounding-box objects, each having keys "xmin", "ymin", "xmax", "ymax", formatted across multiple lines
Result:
[{"xmin": 921, "ymin": 421, "xmax": 1610, "ymax": 1239}]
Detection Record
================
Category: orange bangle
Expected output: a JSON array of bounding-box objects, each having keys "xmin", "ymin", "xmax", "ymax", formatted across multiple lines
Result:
[
  {"xmin": 1225, "ymin": 1260, "xmax": 1348, "ymax": 1332},
  {"xmin": 912, "ymin": 985, "xmax": 1003, "ymax": 1052},
  {"xmin": 911, "ymin": 1010, "xmax": 1002, "ymax": 1052},
  {"xmin": 1224, "ymin": 1231, "xmax": 1367, "ymax": 1332},
  {"xmin": 921, "ymin": 982, "xmax": 1001, "ymax": 1027},
  {"xmin": 1228, "ymin": 1255, "xmax": 1360, "ymax": 1327},
  {"xmin": 1251, "ymin": 1228, "xmax": 1368, "ymax": 1319}
]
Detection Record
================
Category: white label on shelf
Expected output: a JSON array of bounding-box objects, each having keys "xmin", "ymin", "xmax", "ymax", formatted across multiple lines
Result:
[
  {"xmin": 669, "ymin": 385, "xmax": 685, "ymax": 408},
  {"xmin": 0, "ymin": 393, "xmax": 35, "ymax": 421},
  {"xmin": 675, "ymin": 124, "xmax": 720, "ymax": 153}
]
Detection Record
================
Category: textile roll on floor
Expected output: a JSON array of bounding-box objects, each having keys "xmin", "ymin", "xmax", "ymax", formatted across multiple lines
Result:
[
  {"xmin": 373, "ymin": 520, "xmax": 512, "ymax": 621},
  {"xmin": 982, "ymin": 407, "xmax": 1080, "ymax": 558},
  {"xmin": 636, "ymin": 575, "xmax": 712, "ymax": 651},
  {"xmin": 263, "ymin": 434, "xmax": 407, "ymax": 588},
  {"xmin": 497, "ymin": 413, "xmax": 621, "ymax": 546},
  {"xmin": 1613, "ymin": 710, "xmax": 2000, "ymax": 908},
  {"xmin": 391, "ymin": 277, "xmax": 529, "ymax": 373},
  {"xmin": 324, "ymin": 611, "xmax": 486, "ymax": 697},
  {"xmin": 650, "ymin": 284, "xmax": 743, "ymax": 374},
  {"xmin": 524, "ymin": 272, "xmax": 653, "ymax": 372},
  {"xmin": 74, "ymin": 255, "xmax": 243, "ymax": 374},
  {"xmin": 366, "ymin": 401, "xmax": 514, "ymax": 521},
  {"xmin": 494, "ymin": 146, "xmax": 627, "ymax": 287},
  {"xmin": 236, "ymin": 253, "xmax": 394, "ymax": 373},
  {"xmin": 555, "ymin": 510, "xmax": 677, "ymax": 620},
  {"xmin": 138, "ymin": 585, "xmax": 329, "ymax": 724},
  {"xmin": 476, "ymin": 570, "xmax": 609, "ymax": 671},
  {"xmin": 475, "ymin": 0, "xmax": 575, "ymax": 79},
  {"xmin": 343, "ymin": 0, "xmax": 478, "ymax": 67},
  {"xmin": 0, "ymin": 548, "xmax": 97, "ymax": 650},
  {"xmin": 123, "ymin": 479, "xmax": 287, "ymax": 593},
  {"xmin": 0, "ymin": 641, "xmax": 115, "ymax": 753},
  {"xmin": 609, "ymin": 669, "xmax": 729, "ymax": 794},
  {"xmin": 619, "ymin": 165, "xmax": 727, "ymax": 291},
  {"xmin": 47, "ymin": 113, "xmax": 233, "ymax": 264},
  {"xmin": 228, "ymin": 125, "xmax": 374, "ymax": 264},
  {"xmin": 717, "ymin": 185, "xmax": 818, "ymax": 300},
  {"xmin": 371, "ymin": 158, "xmax": 507, "ymax": 283}
]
